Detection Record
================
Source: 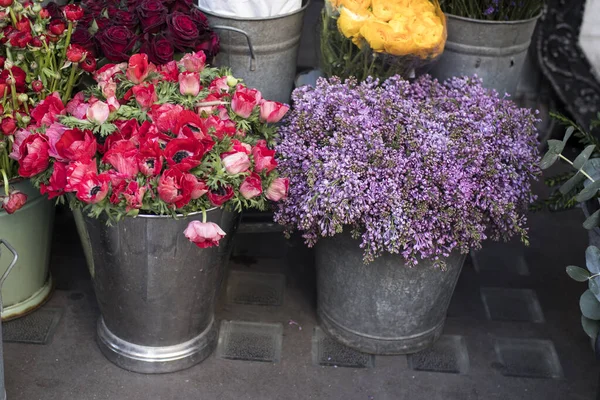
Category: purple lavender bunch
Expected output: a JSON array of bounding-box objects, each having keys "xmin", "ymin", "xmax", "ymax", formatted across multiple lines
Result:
[{"xmin": 274, "ymin": 75, "xmax": 541, "ymax": 266}]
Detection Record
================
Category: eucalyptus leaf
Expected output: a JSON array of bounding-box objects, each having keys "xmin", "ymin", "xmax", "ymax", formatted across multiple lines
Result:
[
  {"xmin": 559, "ymin": 172, "xmax": 585, "ymax": 195},
  {"xmin": 573, "ymin": 145, "xmax": 596, "ymax": 170},
  {"xmin": 582, "ymin": 315, "xmax": 600, "ymax": 339},
  {"xmin": 584, "ymin": 209, "xmax": 600, "ymax": 230},
  {"xmin": 567, "ymin": 265, "xmax": 591, "ymax": 282},
  {"xmin": 591, "ymin": 278, "xmax": 600, "ymax": 300},
  {"xmin": 564, "ymin": 126, "xmax": 575, "ymax": 143},
  {"xmin": 540, "ymin": 152, "xmax": 560, "ymax": 170},
  {"xmin": 580, "ymin": 290, "xmax": 600, "ymax": 319},
  {"xmin": 587, "ymin": 246, "xmax": 600, "ymax": 274},
  {"xmin": 575, "ymin": 180, "xmax": 600, "ymax": 202},
  {"xmin": 547, "ymin": 139, "xmax": 565, "ymax": 154}
]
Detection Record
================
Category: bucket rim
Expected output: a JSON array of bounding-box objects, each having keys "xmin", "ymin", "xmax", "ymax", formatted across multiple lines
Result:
[
  {"xmin": 119, "ymin": 207, "xmax": 220, "ymax": 219},
  {"xmin": 445, "ymin": 10, "xmax": 543, "ymax": 26},
  {"xmin": 197, "ymin": 0, "xmax": 311, "ymax": 22}
]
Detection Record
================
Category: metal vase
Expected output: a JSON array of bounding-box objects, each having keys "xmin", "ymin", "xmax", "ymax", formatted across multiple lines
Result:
[
  {"xmin": 75, "ymin": 208, "xmax": 238, "ymax": 373},
  {"xmin": 429, "ymin": 13, "xmax": 541, "ymax": 96},
  {"xmin": 315, "ymin": 230, "xmax": 466, "ymax": 355},
  {"xmin": 198, "ymin": 0, "xmax": 310, "ymax": 104},
  {"xmin": 0, "ymin": 240, "xmax": 19, "ymax": 400}
]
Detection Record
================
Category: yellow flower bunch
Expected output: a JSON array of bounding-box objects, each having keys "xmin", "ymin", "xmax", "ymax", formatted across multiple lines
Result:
[{"xmin": 334, "ymin": 0, "xmax": 446, "ymax": 58}]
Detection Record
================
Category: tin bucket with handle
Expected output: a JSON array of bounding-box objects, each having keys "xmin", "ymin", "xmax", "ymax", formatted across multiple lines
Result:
[
  {"xmin": 0, "ymin": 240, "xmax": 19, "ymax": 400},
  {"xmin": 198, "ymin": 0, "xmax": 310, "ymax": 104}
]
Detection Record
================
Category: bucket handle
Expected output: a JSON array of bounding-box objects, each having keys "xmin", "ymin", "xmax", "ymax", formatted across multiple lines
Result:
[
  {"xmin": 0, "ymin": 240, "xmax": 17, "ymax": 288},
  {"xmin": 211, "ymin": 25, "xmax": 257, "ymax": 71}
]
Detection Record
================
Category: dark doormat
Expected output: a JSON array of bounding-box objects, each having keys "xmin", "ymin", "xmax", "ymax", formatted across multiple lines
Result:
[{"xmin": 3, "ymin": 307, "xmax": 63, "ymax": 345}]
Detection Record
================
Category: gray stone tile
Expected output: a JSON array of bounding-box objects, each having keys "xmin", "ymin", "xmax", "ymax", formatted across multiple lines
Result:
[
  {"xmin": 408, "ymin": 335, "xmax": 469, "ymax": 374},
  {"xmin": 494, "ymin": 338, "xmax": 563, "ymax": 379},
  {"xmin": 216, "ymin": 320, "xmax": 283, "ymax": 363},
  {"xmin": 226, "ymin": 271, "xmax": 285, "ymax": 306},
  {"xmin": 481, "ymin": 288, "xmax": 545, "ymax": 323},
  {"xmin": 312, "ymin": 327, "xmax": 374, "ymax": 368}
]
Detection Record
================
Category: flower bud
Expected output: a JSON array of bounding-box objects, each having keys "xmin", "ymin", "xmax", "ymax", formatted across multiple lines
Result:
[
  {"xmin": 31, "ymin": 80, "xmax": 43, "ymax": 92},
  {"xmin": 4, "ymin": 59, "xmax": 13, "ymax": 69},
  {"xmin": 17, "ymin": 93, "xmax": 28, "ymax": 103},
  {"xmin": 29, "ymin": 61, "xmax": 37, "ymax": 70},
  {"xmin": 32, "ymin": 3, "xmax": 40, "ymax": 12},
  {"xmin": 5, "ymin": 76, "xmax": 14, "ymax": 85},
  {"xmin": 20, "ymin": 115, "xmax": 30, "ymax": 125},
  {"xmin": 12, "ymin": 2, "xmax": 23, "ymax": 12},
  {"xmin": 16, "ymin": 53, "xmax": 24, "ymax": 62},
  {"xmin": 226, "ymin": 75, "xmax": 238, "ymax": 87},
  {"xmin": 33, "ymin": 24, "xmax": 43, "ymax": 33}
]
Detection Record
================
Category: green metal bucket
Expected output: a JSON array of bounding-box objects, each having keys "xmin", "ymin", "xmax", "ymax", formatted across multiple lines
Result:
[{"xmin": 0, "ymin": 179, "xmax": 54, "ymax": 320}]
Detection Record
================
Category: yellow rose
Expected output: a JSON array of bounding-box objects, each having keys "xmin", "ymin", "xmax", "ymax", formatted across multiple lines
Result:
[
  {"xmin": 384, "ymin": 31, "xmax": 417, "ymax": 56},
  {"xmin": 338, "ymin": 0, "xmax": 371, "ymax": 14},
  {"xmin": 360, "ymin": 19, "xmax": 394, "ymax": 52},
  {"xmin": 371, "ymin": 0, "xmax": 407, "ymax": 22},
  {"xmin": 337, "ymin": 7, "xmax": 369, "ymax": 38},
  {"xmin": 411, "ymin": 0, "xmax": 436, "ymax": 14}
]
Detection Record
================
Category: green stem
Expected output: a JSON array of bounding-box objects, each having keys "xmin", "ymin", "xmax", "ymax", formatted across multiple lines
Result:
[
  {"xmin": 1, "ymin": 169, "xmax": 9, "ymax": 196},
  {"xmin": 560, "ymin": 154, "xmax": 596, "ymax": 182},
  {"xmin": 60, "ymin": 21, "xmax": 73, "ymax": 64},
  {"xmin": 202, "ymin": 208, "xmax": 207, "ymax": 223},
  {"xmin": 8, "ymin": 8, "xmax": 17, "ymax": 27},
  {"xmin": 62, "ymin": 63, "xmax": 78, "ymax": 104}
]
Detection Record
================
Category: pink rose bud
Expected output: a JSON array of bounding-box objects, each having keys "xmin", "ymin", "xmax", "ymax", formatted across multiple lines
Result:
[
  {"xmin": 266, "ymin": 177, "xmax": 289, "ymax": 201},
  {"xmin": 231, "ymin": 90, "xmax": 258, "ymax": 119},
  {"xmin": 86, "ymin": 101, "xmax": 110, "ymax": 124},
  {"xmin": 178, "ymin": 72, "xmax": 201, "ymax": 97},
  {"xmin": 184, "ymin": 220, "xmax": 226, "ymax": 249},
  {"xmin": 180, "ymin": 51, "xmax": 206, "ymax": 73},
  {"xmin": 2, "ymin": 190, "xmax": 27, "ymax": 214},
  {"xmin": 240, "ymin": 172, "xmax": 263, "ymax": 200},
  {"xmin": 259, "ymin": 101, "xmax": 290, "ymax": 124},
  {"xmin": 221, "ymin": 152, "xmax": 250, "ymax": 174}
]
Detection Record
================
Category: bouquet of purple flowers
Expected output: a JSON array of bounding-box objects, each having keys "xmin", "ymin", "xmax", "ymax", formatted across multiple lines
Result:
[{"xmin": 275, "ymin": 75, "xmax": 540, "ymax": 265}]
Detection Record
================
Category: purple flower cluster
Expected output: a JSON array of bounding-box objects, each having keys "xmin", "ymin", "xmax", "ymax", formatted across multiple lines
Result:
[{"xmin": 274, "ymin": 75, "xmax": 541, "ymax": 265}]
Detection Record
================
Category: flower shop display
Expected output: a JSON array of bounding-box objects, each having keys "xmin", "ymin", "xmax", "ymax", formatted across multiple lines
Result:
[
  {"xmin": 430, "ymin": 0, "xmax": 544, "ymax": 96},
  {"xmin": 0, "ymin": 0, "xmax": 97, "ymax": 319},
  {"xmin": 199, "ymin": 0, "xmax": 310, "ymax": 103},
  {"xmin": 319, "ymin": 0, "xmax": 447, "ymax": 82},
  {"xmin": 74, "ymin": 0, "xmax": 220, "ymax": 64},
  {"xmin": 275, "ymin": 75, "xmax": 539, "ymax": 354},
  {"xmin": 14, "ymin": 51, "xmax": 289, "ymax": 373}
]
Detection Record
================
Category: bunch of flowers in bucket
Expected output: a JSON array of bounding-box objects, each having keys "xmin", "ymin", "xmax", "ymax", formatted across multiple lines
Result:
[
  {"xmin": 11, "ymin": 51, "xmax": 289, "ymax": 247},
  {"xmin": 68, "ymin": 0, "xmax": 219, "ymax": 64},
  {"xmin": 275, "ymin": 75, "xmax": 540, "ymax": 265},
  {"xmin": 320, "ymin": 0, "xmax": 446, "ymax": 81},
  {"xmin": 0, "ymin": 0, "xmax": 96, "ymax": 213}
]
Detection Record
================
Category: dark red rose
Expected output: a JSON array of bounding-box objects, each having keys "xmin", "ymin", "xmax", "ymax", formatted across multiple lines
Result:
[
  {"xmin": 45, "ymin": 2, "xmax": 63, "ymax": 20},
  {"xmin": 196, "ymin": 31, "xmax": 220, "ymax": 58},
  {"xmin": 63, "ymin": 4, "xmax": 84, "ymax": 21},
  {"xmin": 95, "ymin": 17, "xmax": 112, "ymax": 30},
  {"xmin": 189, "ymin": 8, "xmax": 209, "ymax": 30},
  {"xmin": 207, "ymin": 184, "xmax": 234, "ymax": 206},
  {"xmin": 137, "ymin": 0, "xmax": 167, "ymax": 34},
  {"xmin": 166, "ymin": 12, "xmax": 199, "ymax": 51},
  {"xmin": 82, "ymin": 0, "xmax": 106, "ymax": 15},
  {"xmin": 49, "ymin": 19, "xmax": 66, "ymax": 36},
  {"xmin": 0, "ymin": 66, "xmax": 27, "ymax": 92},
  {"xmin": 140, "ymin": 34, "xmax": 174, "ymax": 65},
  {"xmin": 169, "ymin": 0, "xmax": 193, "ymax": 14},
  {"xmin": 95, "ymin": 26, "xmax": 137, "ymax": 62},
  {"xmin": 71, "ymin": 27, "xmax": 96, "ymax": 56},
  {"xmin": 114, "ymin": 10, "xmax": 139, "ymax": 30},
  {"xmin": 18, "ymin": 134, "xmax": 50, "ymax": 178}
]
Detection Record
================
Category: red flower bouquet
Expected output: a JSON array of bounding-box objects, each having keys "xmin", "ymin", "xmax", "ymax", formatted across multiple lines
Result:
[
  {"xmin": 12, "ymin": 51, "xmax": 289, "ymax": 248},
  {"xmin": 73, "ymin": 0, "xmax": 219, "ymax": 64},
  {"xmin": 0, "ymin": 0, "xmax": 97, "ymax": 214}
]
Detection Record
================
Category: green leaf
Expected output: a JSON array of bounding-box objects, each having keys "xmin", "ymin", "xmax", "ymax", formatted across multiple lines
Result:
[
  {"xmin": 567, "ymin": 265, "xmax": 591, "ymax": 282},
  {"xmin": 587, "ymin": 246, "xmax": 600, "ymax": 274},
  {"xmin": 540, "ymin": 152, "xmax": 559, "ymax": 170},
  {"xmin": 584, "ymin": 209, "xmax": 600, "ymax": 230},
  {"xmin": 573, "ymin": 145, "xmax": 597, "ymax": 170},
  {"xmin": 564, "ymin": 126, "xmax": 575, "ymax": 142},
  {"xmin": 559, "ymin": 172, "xmax": 585, "ymax": 195},
  {"xmin": 547, "ymin": 139, "xmax": 565, "ymax": 153},
  {"xmin": 580, "ymin": 290, "xmax": 600, "ymax": 319},
  {"xmin": 591, "ymin": 278, "xmax": 600, "ymax": 300},
  {"xmin": 575, "ymin": 180, "xmax": 600, "ymax": 202},
  {"xmin": 42, "ymin": 67, "xmax": 60, "ymax": 80},
  {"xmin": 582, "ymin": 315, "xmax": 600, "ymax": 339}
]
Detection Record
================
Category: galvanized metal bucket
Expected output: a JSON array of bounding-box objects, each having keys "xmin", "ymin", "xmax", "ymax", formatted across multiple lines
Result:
[
  {"xmin": 0, "ymin": 240, "xmax": 19, "ymax": 400},
  {"xmin": 74, "ymin": 208, "xmax": 238, "ymax": 373},
  {"xmin": 198, "ymin": 0, "xmax": 310, "ymax": 104},
  {"xmin": 429, "ymin": 13, "xmax": 541, "ymax": 96},
  {"xmin": 315, "ymin": 231, "xmax": 466, "ymax": 355}
]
